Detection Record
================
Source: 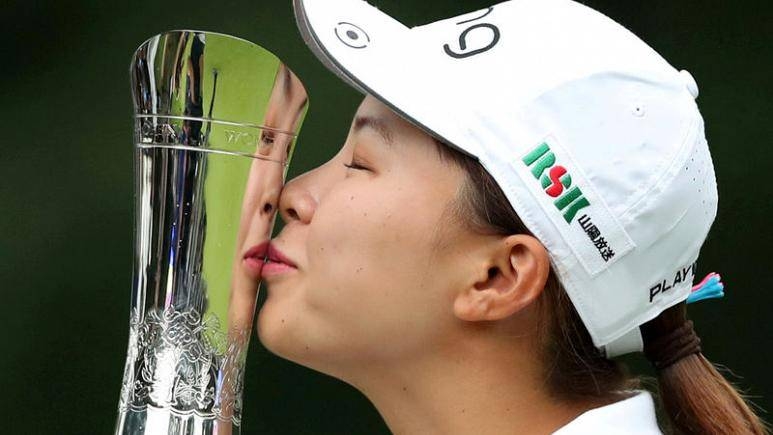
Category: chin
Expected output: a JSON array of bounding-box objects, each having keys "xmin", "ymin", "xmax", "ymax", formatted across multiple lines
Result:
[
  {"xmin": 255, "ymin": 299, "xmax": 351, "ymax": 380},
  {"xmin": 255, "ymin": 298, "xmax": 312, "ymax": 366},
  {"xmin": 256, "ymin": 301, "xmax": 291, "ymax": 355}
]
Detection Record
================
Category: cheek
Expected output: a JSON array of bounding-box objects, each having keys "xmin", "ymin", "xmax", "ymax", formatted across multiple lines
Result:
[
  {"xmin": 300, "ymin": 181, "xmax": 455, "ymax": 349},
  {"xmin": 309, "ymin": 182, "xmax": 425, "ymax": 293}
]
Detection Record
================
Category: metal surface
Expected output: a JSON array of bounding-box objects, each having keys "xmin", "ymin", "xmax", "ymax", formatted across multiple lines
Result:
[{"xmin": 116, "ymin": 30, "xmax": 308, "ymax": 435}]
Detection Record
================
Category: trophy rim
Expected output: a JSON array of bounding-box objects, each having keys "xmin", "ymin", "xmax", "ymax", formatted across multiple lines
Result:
[{"xmin": 130, "ymin": 29, "xmax": 283, "ymax": 67}]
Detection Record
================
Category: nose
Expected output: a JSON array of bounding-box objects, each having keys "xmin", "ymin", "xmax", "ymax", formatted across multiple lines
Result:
[
  {"xmin": 277, "ymin": 147, "xmax": 348, "ymax": 226},
  {"xmin": 250, "ymin": 158, "xmax": 284, "ymax": 217},
  {"xmin": 278, "ymin": 171, "xmax": 318, "ymax": 225},
  {"xmin": 259, "ymin": 187, "xmax": 280, "ymax": 217}
]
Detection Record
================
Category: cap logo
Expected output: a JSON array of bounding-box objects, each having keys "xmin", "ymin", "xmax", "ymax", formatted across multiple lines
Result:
[
  {"xmin": 522, "ymin": 142, "xmax": 590, "ymax": 224},
  {"xmin": 335, "ymin": 22, "xmax": 370, "ymax": 49},
  {"xmin": 519, "ymin": 138, "xmax": 633, "ymax": 269},
  {"xmin": 443, "ymin": 7, "xmax": 500, "ymax": 59}
]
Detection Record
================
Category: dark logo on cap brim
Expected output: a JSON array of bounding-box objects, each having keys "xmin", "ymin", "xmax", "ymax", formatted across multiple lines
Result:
[
  {"xmin": 443, "ymin": 7, "xmax": 500, "ymax": 59},
  {"xmin": 335, "ymin": 22, "xmax": 370, "ymax": 49}
]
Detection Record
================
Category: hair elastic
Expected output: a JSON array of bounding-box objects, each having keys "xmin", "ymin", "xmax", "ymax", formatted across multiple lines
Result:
[
  {"xmin": 687, "ymin": 272, "xmax": 724, "ymax": 304},
  {"xmin": 643, "ymin": 320, "xmax": 702, "ymax": 370}
]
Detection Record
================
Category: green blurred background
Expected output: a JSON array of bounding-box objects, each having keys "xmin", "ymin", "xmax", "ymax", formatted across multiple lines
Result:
[{"xmin": 1, "ymin": 0, "xmax": 771, "ymax": 433}]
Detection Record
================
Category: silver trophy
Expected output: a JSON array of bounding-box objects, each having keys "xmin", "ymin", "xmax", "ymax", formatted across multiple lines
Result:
[{"xmin": 116, "ymin": 31, "xmax": 308, "ymax": 434}]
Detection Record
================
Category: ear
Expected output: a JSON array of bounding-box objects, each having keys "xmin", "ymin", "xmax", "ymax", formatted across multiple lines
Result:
[{"xmin": 453, "ymin": 234, "xmax": 550, "ymax": 322}]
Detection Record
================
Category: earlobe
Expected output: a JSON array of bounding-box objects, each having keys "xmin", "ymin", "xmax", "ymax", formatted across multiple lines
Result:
[{"xmin": 453, "ymin": 235, "xmax": 550, "ymax": 322}]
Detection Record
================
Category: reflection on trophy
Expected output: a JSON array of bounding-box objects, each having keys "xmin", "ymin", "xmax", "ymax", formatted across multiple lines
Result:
[{"xmin": 116, "ymin": 31, "xmax": 308, "ymax": 435}]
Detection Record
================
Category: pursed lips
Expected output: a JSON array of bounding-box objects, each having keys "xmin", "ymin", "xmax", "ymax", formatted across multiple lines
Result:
[
  {"xmin": 241, "ymin": 241, "xmax": 270, "ymax": 278},
  {"xmin": 267, "ymin": 243, "xmax": 297, "ymax": 267},
  {"xmin": 243, "ymin": 241, "xmax": 270, "ymax": 261},
  {"xmin": 262, "ymin": 243, "xmax": 298, "ymax": 277}
]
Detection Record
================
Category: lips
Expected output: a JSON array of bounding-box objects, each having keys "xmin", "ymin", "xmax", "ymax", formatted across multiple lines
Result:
[
  {"xmin": 243, "ymin": 242, "xmax": 270, "ymax": 261},
  {"xmin": 266, "ymin": 244, "xmax": 296, "ymax": 267},
  {"xmin": 262, "ymin": 243, "xmax": 297, "ymax": 278},
  {"xmin": 241, "ymin": 241, "xmax": 270, "ymax": 278},
  {"xmin": 240, "ymin": 242, "xmax": 296, "ymax": 280}
]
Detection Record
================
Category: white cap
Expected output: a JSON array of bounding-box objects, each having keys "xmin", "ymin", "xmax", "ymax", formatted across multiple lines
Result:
[{"xmin": 293, "ymin": 0, "xmax": 718, "ymax": 356}]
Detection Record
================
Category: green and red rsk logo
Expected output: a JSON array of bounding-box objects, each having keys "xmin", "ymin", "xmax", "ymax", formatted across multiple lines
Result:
[
  {"xmin": 521, "ymin": 140, "xmax": 619, "ymax": 265},
  {"xmin": 522, "ymin": 142, "xmax": 590, "ymax": 223}
]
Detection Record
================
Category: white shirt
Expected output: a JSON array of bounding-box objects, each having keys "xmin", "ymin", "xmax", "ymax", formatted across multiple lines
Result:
[{"xmin": 553, "ymin": 391, "xmax": 662, "ymax": 434}]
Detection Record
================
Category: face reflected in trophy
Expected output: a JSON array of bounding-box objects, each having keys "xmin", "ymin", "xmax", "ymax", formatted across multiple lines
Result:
[
  {"xmin": 116, "ymin": 31, "xmax": 308, "ymax": 435},
  {"xmin": 231, "ymin": 63, "xmax": 308, "ymax": 332}
]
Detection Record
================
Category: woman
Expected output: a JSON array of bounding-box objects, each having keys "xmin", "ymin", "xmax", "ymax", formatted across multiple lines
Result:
[{"xmin": 256, "ymin": 0, "xmax": 768, "ymax": 433}]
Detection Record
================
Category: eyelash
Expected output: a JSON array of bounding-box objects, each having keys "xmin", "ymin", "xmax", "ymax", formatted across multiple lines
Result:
[{"xmin": 343, "ymin": 159, "xmax": 369, "ymax": 171}]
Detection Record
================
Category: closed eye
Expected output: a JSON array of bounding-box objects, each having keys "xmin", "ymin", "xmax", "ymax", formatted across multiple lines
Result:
[
  {"xmin": 343, "ymin": 162, "xmax": 367, "ymax": 170},
  {"xmin": 343, "ymin": 157, "xmax": 370, "ymax": 171}
]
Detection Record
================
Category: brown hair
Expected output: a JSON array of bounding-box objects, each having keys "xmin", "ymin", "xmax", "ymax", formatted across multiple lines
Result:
[{"xmin": 433, "ymin": 139, "xmax": 768, "ymax": 434}]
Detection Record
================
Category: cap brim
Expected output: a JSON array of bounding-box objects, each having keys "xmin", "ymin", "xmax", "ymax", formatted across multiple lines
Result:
[{"xmin": 293, "ymin": 0, "xmax": 479, "ymax": 157}]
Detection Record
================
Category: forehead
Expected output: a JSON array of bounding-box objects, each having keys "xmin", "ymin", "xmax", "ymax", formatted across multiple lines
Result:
[
  {"xmin": 352, "ymin": 96, "xmax": 427, "ymax": 143},
  {"xmin": 355, "ymin": 95, "xmax": 398, "ymax": 119}
]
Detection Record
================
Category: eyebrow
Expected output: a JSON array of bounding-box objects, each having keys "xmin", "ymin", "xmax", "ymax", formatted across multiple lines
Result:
[{"xmin": 352, "ymin": 115, "xmax": 394, "ymax": 146}]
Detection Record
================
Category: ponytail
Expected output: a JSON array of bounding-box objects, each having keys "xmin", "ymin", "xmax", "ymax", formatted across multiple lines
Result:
[{"xmin": 642, "ymin": 303, "xmax": 768, "ymax": 434}]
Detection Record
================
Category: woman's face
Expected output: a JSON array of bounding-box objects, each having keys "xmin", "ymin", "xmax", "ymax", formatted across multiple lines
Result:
[{"xmin": 257, "ymin": 96, "xmax": 484, "ymax": 375}]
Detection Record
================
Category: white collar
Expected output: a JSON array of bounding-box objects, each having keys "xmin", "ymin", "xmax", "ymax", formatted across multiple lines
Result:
[{"xmin": 552, "ymin": 391, "xmax": 662, "ymax": 434}]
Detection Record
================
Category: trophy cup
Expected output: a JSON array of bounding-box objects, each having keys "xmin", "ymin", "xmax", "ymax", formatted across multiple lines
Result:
[{"xmin": 116, "ymin": 31, "xmax": 308, "ymax": 434}]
